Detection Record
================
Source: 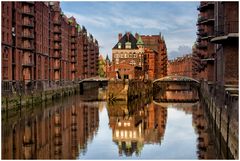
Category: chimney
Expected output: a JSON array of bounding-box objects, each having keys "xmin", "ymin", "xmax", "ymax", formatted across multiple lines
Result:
[
  {"xmin": 135, "ymin": 33, "xmax": 139, "ymax": 40},
  {"xmin": 126, "ymin": 32, "xmax": 131, "ymax": 42},
  {"xmin": 118, "ymin": 33, "xmax": 122, "ymax": 41}
]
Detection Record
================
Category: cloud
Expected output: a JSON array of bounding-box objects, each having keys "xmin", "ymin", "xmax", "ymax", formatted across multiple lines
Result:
[
  {"xmin": 64, "ymin": 11, "xmax": 108, "ymax": 28},
  {"xmin": 61, "ymin": 2, "xmax": 198, "ymax": 60},
  {"xmin": 168, "ymin": 45, "xmax": 192, "ymax": 60}
]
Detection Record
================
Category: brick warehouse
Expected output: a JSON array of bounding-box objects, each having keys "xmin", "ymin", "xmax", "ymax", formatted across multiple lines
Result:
[
  {"xmin": 168, "ymin": 54, "xmax": 193, "ymax": 78},
  {"xmin": 1, "ymin": 2, "xmax": 99, "ymax": 94},
  {"xmin": 107, "ymin": 32, "xmax": 168, "ymax": 80},
  {"xmin": 193, "ymin": 1, "xmax": 238, "ymax": 86}
]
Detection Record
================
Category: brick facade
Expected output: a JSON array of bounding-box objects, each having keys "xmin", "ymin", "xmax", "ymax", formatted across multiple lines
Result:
[
  {"xmin": 107, "ymin": 32, "xmax": 167, "ymax": 80},
  {"xmin": 1, "ymin": 1, "xmax": 99, "ymax": 94},
  {"xmin": 193, "ymin": 1, "xmax": 238, "ymax": 86},
  {"xmin": 141, "ymin": 34, "xmax": 168, "ymax": 78},
  {"xmin": 168, "ymin": 54, "xmax": 193, "ymax": 78}
]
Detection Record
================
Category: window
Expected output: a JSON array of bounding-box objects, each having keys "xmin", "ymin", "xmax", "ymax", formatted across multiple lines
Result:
[
  {"xmin": 125, "ymin": 42, "xmax": 131, "ymax": 49},
  {"xmin": 118, "ymin": 43, "xmax": 121, "ymax": 49},
  {"xmin": 129, "ymin": 60, "xmax": 136, "ymax": 66}
]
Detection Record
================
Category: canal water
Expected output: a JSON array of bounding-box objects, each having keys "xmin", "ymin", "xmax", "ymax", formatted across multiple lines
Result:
[{"xmin": 2, "ymin": 90, "xmax": 226, "ymax": 159}]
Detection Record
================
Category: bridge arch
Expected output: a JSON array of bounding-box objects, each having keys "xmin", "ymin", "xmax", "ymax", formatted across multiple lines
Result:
[{"xmin": 153, "ymin": 75, "xmax": 200, "ymax": 84}]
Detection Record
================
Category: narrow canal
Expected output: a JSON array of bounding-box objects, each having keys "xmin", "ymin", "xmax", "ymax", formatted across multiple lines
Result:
[{"xmin": 2, "ymin": 90, "xmax": 227, "ymax": 159}]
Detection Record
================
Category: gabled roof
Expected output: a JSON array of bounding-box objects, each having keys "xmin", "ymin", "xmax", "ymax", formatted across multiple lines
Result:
[{"xmin": 113, "ymin": 32, "xmax": 138, "ymax": 49}]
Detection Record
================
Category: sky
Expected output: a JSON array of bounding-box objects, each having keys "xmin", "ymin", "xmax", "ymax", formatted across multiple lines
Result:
[{"xmin": 61, "ymin": 1, "xmax": 199, "ymax": 60}]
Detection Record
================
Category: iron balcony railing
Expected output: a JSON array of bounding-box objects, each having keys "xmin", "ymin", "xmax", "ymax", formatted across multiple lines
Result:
[
  {"xmin": 22, "ymin": 33, "xmax": 34, "ymax": 39},
  {"xmin": 22, "ymin": 9, "xmax": 34, "ymax": 17},
  {"xmin": 197, "ymin": 15, "xmax": 214, "ymax": 24},
  {"xmin": 214, "ymin": 21, "xmax": 239, "ymax": 37},
  {"xmin": 22, "ymin": 21, "xmax": 34, "ymax": 28},
  {"xmin": 22, "ymin": 61, "xmax": 33, "ymax": 67},
  {"xmin": 53, "ymin": 20, "xmax": 61, "ymax": 25},
  {"xmin": 197, "ymin": 2, "xmax": 214, "ymax": 11}
]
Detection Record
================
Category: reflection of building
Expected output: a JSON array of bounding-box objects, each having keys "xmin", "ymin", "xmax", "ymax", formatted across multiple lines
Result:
[
  {"xmin": 108, "ymin": 101, "xmax": 167, "ymax": 157},
  {"xmin": 112, "ymin": 116, "xmax": 145, "ymax": 156},
  {"xmin": 1, "ymin": 98, "xmax": 99, "ymax": 159},
  {"xmin": 144, "ymin": 103, "xmax": 167, "ymax": 144},
  {"xmin": 192, "ymin": 103, "xmax": 217, "ymax": 159}
]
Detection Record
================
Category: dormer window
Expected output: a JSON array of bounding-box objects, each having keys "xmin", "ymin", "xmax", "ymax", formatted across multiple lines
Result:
[
  {"xmin": 125, "ymin": 42, "xmax": 131, "ymax": 49},
  {"xmin": 118, "ymin": 43, "xmax": 121, "ymax": 49}
]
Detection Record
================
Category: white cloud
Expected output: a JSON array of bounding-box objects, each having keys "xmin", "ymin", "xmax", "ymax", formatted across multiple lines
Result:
[
  {"xmin": 62, "ymin": 2, "xmax": 198, "ymax": 60},
  {"xmin": 64, "ymin": 11, "xmax": 108, "ymax": 28}
]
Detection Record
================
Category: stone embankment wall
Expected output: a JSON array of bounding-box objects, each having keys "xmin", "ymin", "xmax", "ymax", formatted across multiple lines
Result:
[
  {"xmin": 107, "ymin": 80, "xmax": 152, "ymax": 101},
  {"xmin": 200, "ymin": 81, "xmax": 238, "ymax": 159},
  {"xmin": 2, "ymin": 85, "xmax": 80, "ymax": 111}
]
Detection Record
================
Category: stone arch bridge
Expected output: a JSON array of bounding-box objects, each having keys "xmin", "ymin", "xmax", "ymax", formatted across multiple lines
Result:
[{"xmin": 153, "ymin": 75, "xmax": 200, "ymax": 103}]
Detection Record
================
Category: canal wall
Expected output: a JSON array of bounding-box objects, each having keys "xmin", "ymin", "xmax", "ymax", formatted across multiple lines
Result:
[
  {"xmin": 107, "ymin": 80, "xmax": 152, "ymax": 101},
  {"xmin": 2, "ymin": 84, "xmax": 80, "ymax": 111},
  {"xmin": 200, "ymin": 81, "xmax": 238, "ymax": 159}
]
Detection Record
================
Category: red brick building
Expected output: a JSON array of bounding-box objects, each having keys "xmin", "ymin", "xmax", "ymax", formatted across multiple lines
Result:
[
  {"xmin": 193, "ymin": 1, "xmax": 238, "ymax": 86},
  {"xmin": 144, "ymin": 48, "xmax": 159, "ymax": 80},
  {"xmin": 107, "ymin": 32, "xmax": 168, "ymax": 80},
  {"xmin": 141, "ymin": 34, "xmax": 168, "ymax": 78},
  {"xmin": 194, "ymin": 2, "xmax": 215, "ymax": 81},
  {"xmin": 211, "ymin": 2, "xmax": 238, "ymax": 86},
  {"xmin": 168, "ymin": 54, "xmax": 193, "ymax": 78},
  {"xmin": 1, "ymin": 2, "xmax": 99, "ymax": 94}
]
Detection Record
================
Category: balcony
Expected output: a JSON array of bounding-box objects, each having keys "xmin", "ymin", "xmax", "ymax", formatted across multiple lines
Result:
[
  {"xmin": 52, "ymin": 54, "xmax": 61, "ymax": 59},
  {"xmin": 54, "ymin": 45, "xmax": 62, "ymax": 50},
  {"xmin": 22, "ymin": 21, "xmax": 34, "ymax": 28},
  {"xmin": 22, "ymin": 33, "xmax": 34, "ymax": 39},
  {"xmin": 196, "ymin": 43, "xmax": 207, "ymax": 49},
  {"xmin": 53, "ymin": 28, "xmax": 61, "ymax": 34},
  {"xmin": 54, "ymin": 36, "xmax": 61, "ymax": 42},
  {"xmin": 197, "ymin": 2, "xmax": 214, "ymax": 11},
  {"xmin": 71, "ymin": 53, "xmax": 76, "ymax": 57},
  {"xmin": 71, "ymin": 69, "xmax": 77, "ymax": 72},
  {"xmin": 54, "ymin": 65, "xmax": 61, "ymax": 70},
  {"xmin": 22, "ymin": 61, "xmax": 33, "ymax": 67},
  {"xmin": 22, "ymin": 9, "xmax": 34, "ymax": 17},
  {"xmin": 23, "ymin": 1, "xmax": 34, "ymax": 5},
  {"xmin": 71, "ymin": 59, "xmax": 77, "ymax": 63},
  {"xmin": 53, "ymin": 20, "xmax": 61, "ymax": 26},
  {"xmin": 197, "ymin": 16, "xmax": 214, "ymax": 25},
  {"xmin": 22, "ymin": 45, "xmax": 34, "ymax": 51},
  {"xmin": 71, "ymin": 39, "xmax": 76, "ymax": 44},
  {"xmin": 211, "ymin": 21, "xmax": 238, "ymax": 43}
]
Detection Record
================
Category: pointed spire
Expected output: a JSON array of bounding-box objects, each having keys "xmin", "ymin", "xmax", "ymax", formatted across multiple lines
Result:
[
  {"xmin": 106, "ymin": 54, "xmax": 110, "ymax": 61},
  {"xmin": 136, "ymin": 36, "xmax": 144, "ymax": 45}
]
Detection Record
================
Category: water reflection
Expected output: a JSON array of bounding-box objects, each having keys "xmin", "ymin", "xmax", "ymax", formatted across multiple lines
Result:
[
  {"xmin": 2, "ymin": 96, "xmax": 99, "ymax": 159},
  {"xmin": 2, "ymin": 91, "xmax": 226, "ymax": 159},
  {"xmin": 107, "ymin": 99, "xmax": 167, "ymax": 157}
]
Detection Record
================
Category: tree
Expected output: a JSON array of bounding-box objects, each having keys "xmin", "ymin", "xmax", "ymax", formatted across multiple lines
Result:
[{"xmin": 98, "ymin": 58, "xmax": 106, "ymax": 77}]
